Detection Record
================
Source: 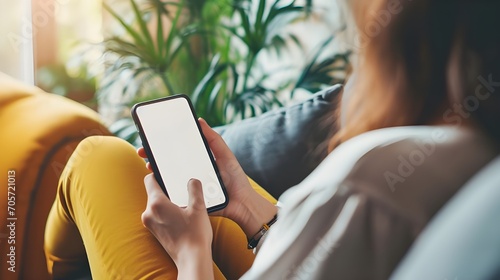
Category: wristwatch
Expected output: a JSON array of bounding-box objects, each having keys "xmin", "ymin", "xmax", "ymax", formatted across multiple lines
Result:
[{"xmin": 247, "ymin": 214, "xmax": 278, "ymax": 249}]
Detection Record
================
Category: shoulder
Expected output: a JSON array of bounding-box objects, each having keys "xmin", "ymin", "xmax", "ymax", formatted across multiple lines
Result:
[
  {"xmin": 314, "ymin": 125, "xmax": 484, "ymax": 186},
  {"xmin": 337, "ymin": 125, "xmax": 460, "ymax": 189},
  {"xmin": 280, "ymin": 125, "xmax": 493, "ymax": 222},
  {"xmin": 338, "ymin": 125, "xmax": 494, "ymax": 194},
  {"xmin": 297, "ymin": 125, "xmax": 494, "ymax": 223},
  {"xmin": 288, "ymin": 126, "xmax": 457, "ymax": 195}
]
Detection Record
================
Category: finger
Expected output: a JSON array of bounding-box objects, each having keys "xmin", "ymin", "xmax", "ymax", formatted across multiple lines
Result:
[
  {"xmin": 187, "ymin": 178, "xmax": 206, "ymax": 210},
  {"xmin": 146, "ymin": 162, "xmax": 152, "ymax": 171},
  {"xmin": 137, "ymin": 147, "xmax": 148, "ymax": 158},
  {"xmin": 144, "ymin": 174, "xmax": 169, "ymax": 202},
  {"xmin": 198, "ymin": 118, "xmax": 237, "ymax": 162},
  {"xmin": 143, "ymin": 174, "xmax": 178, "ymax": 215}
]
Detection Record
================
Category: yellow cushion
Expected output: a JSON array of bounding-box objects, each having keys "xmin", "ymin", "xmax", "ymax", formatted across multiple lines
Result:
[{"xmin": 0, "ymin": 72, "xmax": 111, "ymax": 279}]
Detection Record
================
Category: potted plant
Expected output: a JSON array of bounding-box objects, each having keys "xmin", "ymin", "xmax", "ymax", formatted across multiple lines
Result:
[{"xmin": 98, "ymin": 0, "xmax": 350, "ymax": 145}]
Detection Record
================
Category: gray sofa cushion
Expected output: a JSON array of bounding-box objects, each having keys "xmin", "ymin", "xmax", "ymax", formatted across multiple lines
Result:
[{"xmin": 215, "ymin": 84, "xmax": 342, "ymax": 198}]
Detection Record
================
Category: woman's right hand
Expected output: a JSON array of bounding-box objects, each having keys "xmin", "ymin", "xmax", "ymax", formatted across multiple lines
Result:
[{"xmin": 137, "ymin": 118, "xmax": 277, "ymax": 238}]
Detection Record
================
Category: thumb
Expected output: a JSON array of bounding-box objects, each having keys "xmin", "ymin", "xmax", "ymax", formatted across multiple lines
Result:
[{"xmin": 187, "ymin": 179, "xmax": 206, "ymax": 210}]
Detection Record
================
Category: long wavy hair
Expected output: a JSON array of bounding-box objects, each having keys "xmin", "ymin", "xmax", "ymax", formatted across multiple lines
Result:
[{"xmin": 330, "ymin": 0, "xmax": 500, "ymax": 149}]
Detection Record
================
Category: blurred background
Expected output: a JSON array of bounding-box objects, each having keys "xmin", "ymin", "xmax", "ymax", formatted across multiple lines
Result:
[{"xmin": 0, "ymin": 0, "xmax": 352, "ymax": 145}]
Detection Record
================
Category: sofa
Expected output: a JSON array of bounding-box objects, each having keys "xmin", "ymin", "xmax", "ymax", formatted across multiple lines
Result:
[{"xmin": 0, "ymin": 73, "xmax": 111, "ymax": 280}]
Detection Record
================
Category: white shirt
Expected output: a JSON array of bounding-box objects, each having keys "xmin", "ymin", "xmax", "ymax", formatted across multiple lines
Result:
[{"xmin": 242, "ymin": 126, "xmax": 498, "ymax": 280}]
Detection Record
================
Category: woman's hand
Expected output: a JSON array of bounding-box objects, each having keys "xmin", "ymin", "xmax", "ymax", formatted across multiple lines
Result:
[
  {"xmin": 142, "ymin": 175, "xmax": 214, "ymax": 279},
  {"xmin": 137, "ymin": 118, "xmax": 277, "ymax": 238}
]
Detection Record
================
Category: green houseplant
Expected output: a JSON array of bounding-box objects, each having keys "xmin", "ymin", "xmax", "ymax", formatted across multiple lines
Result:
[{"xmin": 99, "ymin": 0, "xmax": 350, "ymax": 145}]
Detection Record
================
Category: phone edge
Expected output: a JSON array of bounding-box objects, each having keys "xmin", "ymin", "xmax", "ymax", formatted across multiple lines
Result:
[{"xmin": 131, "ymin": 94, "xmax": 229, "ymax": 213}]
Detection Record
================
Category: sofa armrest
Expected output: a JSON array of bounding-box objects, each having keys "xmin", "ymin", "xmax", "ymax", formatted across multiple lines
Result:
[{"xmin": 0, "ymin": 72, "xmax": 111, "ymax": 280}]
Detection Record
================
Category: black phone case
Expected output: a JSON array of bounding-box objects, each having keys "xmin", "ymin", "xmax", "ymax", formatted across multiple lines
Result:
[{"xmin": 131, "ymin": 94, "xmax": 229, "ymax": 213}]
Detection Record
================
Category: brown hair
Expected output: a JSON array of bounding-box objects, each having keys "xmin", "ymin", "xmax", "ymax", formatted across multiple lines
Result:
[{"xmin": 331, "ymin": 0, "xmax": 500, "ymax": 149}]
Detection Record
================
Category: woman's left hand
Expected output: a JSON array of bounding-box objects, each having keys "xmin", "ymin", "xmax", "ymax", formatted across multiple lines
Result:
[{"xmin": 141, "ymin": 174, "xmax": 214, "ymax": 278}]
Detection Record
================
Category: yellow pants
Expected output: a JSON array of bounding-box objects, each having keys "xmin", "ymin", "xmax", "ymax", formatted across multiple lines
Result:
[{"xmin": 44, "ymin": 136, "xmax": 277, "ymax": 279}]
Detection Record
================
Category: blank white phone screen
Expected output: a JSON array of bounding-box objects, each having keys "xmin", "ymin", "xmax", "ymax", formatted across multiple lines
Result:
[{"xmin": 136, "ymin": 97, "xmax": 226, "ymax": 208}]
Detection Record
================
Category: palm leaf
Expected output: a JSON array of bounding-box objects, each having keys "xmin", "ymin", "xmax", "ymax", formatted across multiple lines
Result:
[
  {"xmin": 164, "ymin": 2, "xmax": 184, "ymax": 58},
  {"xmin": 156, "ymin": 1, "xmax": 165, "ymax": 57},
  {"xmin": 103, "ymin": 3, "xmax": 147, "ymax": 48},
  {"xmin": 129, "ymin": 0, "xmax": 156, "ymax": 56}
]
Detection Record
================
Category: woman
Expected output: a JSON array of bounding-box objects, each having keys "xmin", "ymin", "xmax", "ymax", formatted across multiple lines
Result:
[{"xmin": 45, "ymin": 0, "xmax": 500, "ymax": 279}]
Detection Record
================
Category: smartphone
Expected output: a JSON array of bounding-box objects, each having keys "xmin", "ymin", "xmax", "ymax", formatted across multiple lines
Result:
[{"xmin": 131, "ymin": 95, "xmax": 228, "ymax": 212}]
